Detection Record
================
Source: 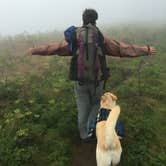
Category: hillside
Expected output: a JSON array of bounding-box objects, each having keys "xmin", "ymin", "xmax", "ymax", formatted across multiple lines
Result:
[{"xmin": 0, "ymin": 25, "xmax": 165, "ymax": 166}]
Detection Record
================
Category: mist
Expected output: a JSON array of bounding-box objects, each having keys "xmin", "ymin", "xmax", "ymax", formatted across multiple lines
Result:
[{"xmin": 0, "ymin": 0, "xmax": 166, "ymax": 36}]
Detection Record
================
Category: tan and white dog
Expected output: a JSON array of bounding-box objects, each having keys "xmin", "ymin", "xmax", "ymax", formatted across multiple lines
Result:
[{"xmin": 96, "ymin": 92, "xmax": 122, "ymax": 166}]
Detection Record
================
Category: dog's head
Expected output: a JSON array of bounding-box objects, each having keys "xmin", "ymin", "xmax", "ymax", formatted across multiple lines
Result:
[{"xmin": 100, "ymin": 92, "xmax": 117, "ymax": 109}]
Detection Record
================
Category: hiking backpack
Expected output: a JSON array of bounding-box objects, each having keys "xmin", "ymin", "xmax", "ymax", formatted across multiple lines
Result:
[{"xmin": 64, "ymin": 24, "xmax": 110, "ymax": 83}]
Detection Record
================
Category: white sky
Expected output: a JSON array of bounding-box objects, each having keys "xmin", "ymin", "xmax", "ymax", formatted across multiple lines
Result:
[{"xmin": 0, "ymin": 0, "xmax": 166, "ymax": 36}]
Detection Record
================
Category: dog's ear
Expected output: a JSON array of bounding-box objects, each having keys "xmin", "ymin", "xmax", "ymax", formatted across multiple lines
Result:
[
  {"xmin": 110, "ymin": 93, "xmax": 117, "ymax": 101},
  {"xmin": 101, "ymin": 95, "xmax": 107, "ymax": 104}
]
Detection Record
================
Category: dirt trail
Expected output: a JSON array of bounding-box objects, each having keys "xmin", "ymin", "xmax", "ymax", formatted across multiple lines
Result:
[{"xmin": 72, "ymin": 141, "xmax": 97, "ymax": 166}]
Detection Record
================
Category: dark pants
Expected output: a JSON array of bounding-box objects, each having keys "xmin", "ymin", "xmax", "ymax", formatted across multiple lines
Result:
[{"xmin": 74, "ymin": 81, "xmax": 104, "ymax": 139}]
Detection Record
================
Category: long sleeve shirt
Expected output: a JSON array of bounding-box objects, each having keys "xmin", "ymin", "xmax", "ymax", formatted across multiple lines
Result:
[{"xmin": 30, "ymin": 36, "xmax": 150, "ymax": 57}]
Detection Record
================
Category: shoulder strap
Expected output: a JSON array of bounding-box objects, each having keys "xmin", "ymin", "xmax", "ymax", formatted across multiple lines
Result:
[
  {"xmin": 85, "ymin": 26, "xmax": 89, "ymax": 60},
  {"xmin": 71, "ymin": 28, "xmax": 78, "ymax": 55},
  {"xmin": 96, "ymin": 27, "xmax": 106, "ymax": 53}
]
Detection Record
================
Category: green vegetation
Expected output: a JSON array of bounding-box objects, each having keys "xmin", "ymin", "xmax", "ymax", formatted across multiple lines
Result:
[{"xmin": 0, "ymin": 25, "xmax": 166, "ymax": 166}]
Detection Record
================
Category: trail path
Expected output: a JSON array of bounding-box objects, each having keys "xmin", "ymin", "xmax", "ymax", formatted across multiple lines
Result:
[{"xmin": 72, "ymin": 141, "xmax": 96, "ymax": 166}]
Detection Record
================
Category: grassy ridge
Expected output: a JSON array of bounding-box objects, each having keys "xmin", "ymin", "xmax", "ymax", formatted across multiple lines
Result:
[
  {"xmin": 108, "ymin": 55, "xmax": 166, "ymax": 165},
  {"xmin": 0, "ymin": 26, "xmax": 166, "ymax": 165}
]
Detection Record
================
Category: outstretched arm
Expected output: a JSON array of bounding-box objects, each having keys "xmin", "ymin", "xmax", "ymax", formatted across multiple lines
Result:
[
  {"xmin": 104, "ymin": 37, "xmax": 155, "ymax": 57},
  {"xmin": 26, "ymin": 40, "xmax": 71, "ymax": 56}
]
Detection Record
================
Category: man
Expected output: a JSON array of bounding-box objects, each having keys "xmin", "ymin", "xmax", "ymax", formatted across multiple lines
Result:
[{"xmin": 27, "ymin": 9, "xmax": 155, "ymax": 141}]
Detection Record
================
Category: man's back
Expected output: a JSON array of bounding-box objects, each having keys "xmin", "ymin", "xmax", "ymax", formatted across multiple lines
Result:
[{"xmin": 68, "ymin": 23, "xmax": 109, "ymax": 82}]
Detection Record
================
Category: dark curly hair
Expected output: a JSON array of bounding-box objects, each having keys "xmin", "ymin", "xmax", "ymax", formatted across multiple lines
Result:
[{"xmin": 82, "ymin": 9, "xmax": 98, "ymax": 25}]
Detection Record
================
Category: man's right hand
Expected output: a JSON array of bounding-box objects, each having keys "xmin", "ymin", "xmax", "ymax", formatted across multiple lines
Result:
[{"xmin": 24, "ymin": 48, "xmax": 33, "ymax": 56}]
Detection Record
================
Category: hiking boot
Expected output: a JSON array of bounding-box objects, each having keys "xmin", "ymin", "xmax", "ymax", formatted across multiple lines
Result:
[{"xmin": 81, "ymin": 135, "xmax": 96, "ymax": 143}]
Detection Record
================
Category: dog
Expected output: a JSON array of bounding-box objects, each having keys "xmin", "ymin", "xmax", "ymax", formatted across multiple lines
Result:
[{"xmin": 96, "ymin": 92, "xmax": 122, "ymax": 166}]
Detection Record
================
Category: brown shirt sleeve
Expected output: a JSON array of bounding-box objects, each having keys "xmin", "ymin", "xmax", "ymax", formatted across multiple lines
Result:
[
  {"xmin": 31, "ymin": 41, "xmax": 71, "ymax": 56},
  {"xmin": 30, "ymin": 37, "xmax": 150, "ymax": 57},
  {"xmin": 104, "ymin": 37, "xmax": 150, "ymax": 57}
]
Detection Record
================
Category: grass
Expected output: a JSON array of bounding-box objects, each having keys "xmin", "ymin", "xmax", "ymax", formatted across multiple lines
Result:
[{"xmin": 0, "ymin": 25, "xmax": 166, "ymax": 166}]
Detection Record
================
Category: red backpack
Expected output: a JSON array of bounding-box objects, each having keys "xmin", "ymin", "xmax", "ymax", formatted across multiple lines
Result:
[{"xmin": 65, "ymin": 23, "xmax": 110, "ymax": 83}]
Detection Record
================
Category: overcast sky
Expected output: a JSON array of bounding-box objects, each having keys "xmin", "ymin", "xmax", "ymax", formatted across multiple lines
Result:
[{"xmin": 0, "ymin": 0, "xmax": 166, "ymax": 36}]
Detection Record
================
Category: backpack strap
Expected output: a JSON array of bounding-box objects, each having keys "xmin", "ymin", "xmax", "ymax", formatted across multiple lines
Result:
[
  {"xmin": 96, "ymin": 29, "xmax": 110, "ymax": 89},
  {"xmin": 77, "ymin": 31, "xmax": 85, "ymax": 81},
  {"xmin": 68, "ymin": 28, "xmax": 78, "ymax": 81},
  {"xmin": 85, "ymin": 26, "xmax": 89, "ymax": 60}
]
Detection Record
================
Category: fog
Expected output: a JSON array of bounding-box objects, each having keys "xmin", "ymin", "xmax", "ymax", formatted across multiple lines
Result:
[{"xmin": 0, "ymin": 0, "xmax": 166, "ymax": 36}]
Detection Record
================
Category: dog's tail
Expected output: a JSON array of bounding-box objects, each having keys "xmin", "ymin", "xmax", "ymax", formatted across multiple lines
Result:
[{"xmin": 105, "ymin": 105, "xmax": 120, "ymax": 148}]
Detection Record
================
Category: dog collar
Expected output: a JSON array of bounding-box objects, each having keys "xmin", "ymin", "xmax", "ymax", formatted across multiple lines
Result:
[{"xmin": 96, "ymin": 108, "xmax": 112, "ymax": 123}]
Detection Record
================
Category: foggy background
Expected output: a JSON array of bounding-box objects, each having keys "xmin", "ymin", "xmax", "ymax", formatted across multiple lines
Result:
[{"xmin": 0, "ymin": 0, "xmax": 166, "ymax": 36}]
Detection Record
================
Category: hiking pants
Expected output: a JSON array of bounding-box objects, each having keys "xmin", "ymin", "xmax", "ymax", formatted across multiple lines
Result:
[{"xmin": 74, "ymin": 81, "xmax": 104, "ymax": 139}]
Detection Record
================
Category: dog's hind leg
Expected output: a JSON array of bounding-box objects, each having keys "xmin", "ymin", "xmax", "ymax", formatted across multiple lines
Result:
[
  {"xmin": 96, "ymin": 147, "xmax": 112, "ymax": 166},
  {"xmin": 105, "ymin": 106, "xmax": 120, "ymax": 148}
]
